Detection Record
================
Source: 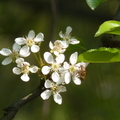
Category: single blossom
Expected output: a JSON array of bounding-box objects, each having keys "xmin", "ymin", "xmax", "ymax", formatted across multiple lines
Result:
[
  {"xmin": 41, "ymin": 79, "xmax": 66, "ymax": 104},
  {"xmin": 59, "ymin": 26, "xmax": 80, "ymax": 45},
  {"xmin": 0, "ymin": 43, "xmax": 21, "ymax": 65},
  {"xmin": 42, "ymin": 52, "xmax": 65, "ymax": 82},
  {"xmin": 63, "ymin": 52, "xmax": 87, "ymax": 85},
  {"xmin": 49, "ymin": 40, "xmax": 68, "ymax": 56},
  {"xmin": 13, "ymin": 58, "xmax": 38, "ymax": 82},
  {"xmin": 15, "ymin": 30, "xmax": 44, "ymax": 57}
]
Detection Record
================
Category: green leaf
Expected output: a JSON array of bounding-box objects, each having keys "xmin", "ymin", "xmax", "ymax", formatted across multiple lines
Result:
[
  {"xmin": 67, "ymin": 38, "xmax": 87, "ymax": 51},
  {"xmin": 86, "ymin": 0, "xmax": 107, "ymax": 10},
  {"xmin": 95, "ymin": 20, "xmax": 120, "ymax": 37},
  {"xmin": 67, "ymin": 44, "xmax": 87, "ymax": 51},
  {"xmin": 78, "ymin": 47, "xmax": 120, "ymax": 63}
]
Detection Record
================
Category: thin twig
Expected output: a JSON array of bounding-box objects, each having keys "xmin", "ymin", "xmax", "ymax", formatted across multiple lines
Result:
[{"xmin": 0, "ymin": 79, "xmax": 45, "ymax": 120}]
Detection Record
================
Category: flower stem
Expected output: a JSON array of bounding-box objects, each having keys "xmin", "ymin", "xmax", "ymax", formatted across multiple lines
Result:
[{"xmin": 33, "ymin": 52, "xmax": 43, "ymax": 67}]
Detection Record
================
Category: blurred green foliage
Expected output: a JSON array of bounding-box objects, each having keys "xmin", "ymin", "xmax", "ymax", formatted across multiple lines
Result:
[{"xmin": 0, "ymin": 0, "xmax": 120, "ymax": 120}]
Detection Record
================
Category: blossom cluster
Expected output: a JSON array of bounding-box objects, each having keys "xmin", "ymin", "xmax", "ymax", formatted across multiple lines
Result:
[{"xmin": 0, "ymin": 26, "xmax": 88, "ymax": 105}]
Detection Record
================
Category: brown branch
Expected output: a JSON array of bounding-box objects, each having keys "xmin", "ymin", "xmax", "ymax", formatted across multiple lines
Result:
[
  {"xmin": 0, "ymin": 1, "xmax": 58, "ymax": 119},
  {"xmin": 0, "ymin": 79, "xmax": 45, "ymax": 120}
]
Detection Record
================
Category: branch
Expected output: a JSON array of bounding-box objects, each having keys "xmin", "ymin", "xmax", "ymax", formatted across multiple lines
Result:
[
  {"xmin": 0, "ymin": 79, "xmax": 45, "ymax": 120},
  {"xmin": 0, "ymin": 1, "xmax": 58, "ymax": 119}
]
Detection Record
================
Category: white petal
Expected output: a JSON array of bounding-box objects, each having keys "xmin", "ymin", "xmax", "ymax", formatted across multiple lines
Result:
[
  {"xmin": 34, "ymin": 33, "xmax": 44, "ymax": 42},
  {"xmin": 15, "ymin": 37, "xmax": 26, "ymax": 45},
  {"xmin": 64, "ymin": 72, "xmax": 71, "ymax": 84},
  {"xmin": 59, "ymin": 67, "xmax": 67, "ymax": 73},
  {"xmin": 23, "ymin": 62, "xmax": 30, "ymax": 66},
  {"xmin": 72, "ymin": 76, "xmax": 81, "ymax": 85},
  {"xmin": 45, "ymin": 80, "xmax": 52, "ymax": 88},
  {"xmin": 12, "ymin": 67, "xmax": 21, "ymax": 75},
  {"xmin": 70, "ymin": 52, "xmax": 78, "ymax": 65},
  {"xmin": 21, "ymin": 73, "xmax": 30, "ymax": 82},
  {"xmin": 29, "ymin": 66, "xmax": 38, "ymax": 73},
  {"xmin": 16, "ymin": 57, "xmax": 24, "ymax": 63},
  {"xmin": 58, "ymin": 86, "xmax": 67, "ymax": 92},
  {"xmin": 20, "ymin": 45, "xmax": 30, "ymax": 57},
  {"xmin": 16, "ymin": 58, "xmax": 24, "ymax": 67},
  {"xmin": 41, "ymin": 90, "xmax": 51, "ymax": 100},
  {"xmin": 69, "ymin": 38, "xmax": 80, "ymax": 44},
  {"xmin": 57, "ymin": 76, "xmax": 64, "ymax": 85},
  {"xmin": 63, "ymin": 62, "xmax": 70, "ymax": 69},
  {"xmin": 28, "ymin": 30, "xmax": 35, "ymax": 39},
  {"xmin": 31, "ymin": 45, "xmax": 40, "ymax": 53},
  {"xmin": 60, "ymin": 41, "xmax": 69, "ymax": 48},
  {"xmin": 56, "ymin": 54, "xmax": 65, "ymax": 64},
  {"xmin": 49, "ymin": 41, "xmax": 54, "ymax": 49},
  {"xmin": 53, "ymin": 93, "xmax": 62, "ymax": 105},
  {"xmin": 76, "ymin": 62, "xmax": 89, "ymax": 68},
  {"xmin": 13, "ymin": 43, "xmax": 21, "ymax": 51},
  {"xmin": 54, "ymin": 51, "xmax": 59, "ymax": 56},
  {"xmin": 66, "ymin": 26, "xmax": 72, "ymax": 35},
  {"xmin": 44, "ymin": 52, "xmax": 54, "ymax": 64},
  {"xmin": 59, "ymin": 31, "xmax": 64, "ymax": 38},
  {"xmin": 2, "ymin": 57, "xmax": 12, "ymax": 65},
  {"xmin": 41, "ymin": 66, "xmax": 51, "ymax": 75},
  {"xmin": 52, "ymin": 71, "xmax": 60, "ymax": 82},
  {"xmin": 0, "ymin": 48, "xmax": 12, "ymax": 56}
]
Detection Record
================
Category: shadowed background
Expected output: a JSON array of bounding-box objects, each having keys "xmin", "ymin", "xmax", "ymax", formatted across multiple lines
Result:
[{"xmin": 0, "ymin": 0, "xmax": 120, "ymax": 120}]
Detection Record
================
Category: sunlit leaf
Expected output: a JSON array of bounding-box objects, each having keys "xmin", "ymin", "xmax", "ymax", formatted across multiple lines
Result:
[
  {"xmin": 95, "ymin": 20, "xmax": 120, "ymax": 37},
  {"xmin": 86, "ymin": 0, "xmax": 107, "ymax": 10},
  {"xmin": 78, "ymin": 47, "xmax": 120, "ymax": 63}
]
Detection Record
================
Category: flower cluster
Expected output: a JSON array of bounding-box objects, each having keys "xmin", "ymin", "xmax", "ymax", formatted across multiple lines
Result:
[
  {"xmin": 0, "ymin": 30, "xmax": 43, "ymax": 81},
  {"xmin": 0, "ymin": 26, "xmax": 88, "ymax": 105}
]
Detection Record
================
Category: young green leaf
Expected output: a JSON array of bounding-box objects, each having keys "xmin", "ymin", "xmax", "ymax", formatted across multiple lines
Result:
[
  {"xmin": 78, "ymin": 47, "xmax": 120, "ymax": 63},
  {"xmin": 86, "ymin": 0, "xmax": 107, "ymax": 10},
  {"xmin": 95, "ymin": 20, "xmax": 120, "ymax": 37}
]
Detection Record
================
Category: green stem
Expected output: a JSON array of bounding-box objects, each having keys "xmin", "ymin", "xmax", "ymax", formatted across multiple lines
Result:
[
  {"xmin": 33, "ymin": 52, "xmax": 43, "ymax": 67},
  {"xmin": 38, "ymin": 51, "xmax": 44, "ymax": 67}
]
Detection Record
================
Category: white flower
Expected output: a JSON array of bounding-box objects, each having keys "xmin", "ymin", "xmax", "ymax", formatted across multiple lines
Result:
[
  {"xmin": 0, "ymin": 43, "xmax": 21, "ymax": 65},
  {"xmin": 49, "ymin": 40, "xmax": 68, "ymax": 56},
  {"xmin": 41, "ymin": 79, "xmax": 66, "ymax": 104},
  {"xmin": 59, "ymin": 26, "xmax": 80, "ymax": 45},
  {"xmin": 12, "ymin": 58, "xmax": 38, "ymax": 82},
  {"xmin": 15, "ymin": 30, "xmax": 44, "ymax": 56},
  {"xmin": 63, "ymin": 52, "xmax": 85, "ymax": 85},
  {"xmin": 42, "ymin": 52, "xmax": 65, "ymax": 82}
]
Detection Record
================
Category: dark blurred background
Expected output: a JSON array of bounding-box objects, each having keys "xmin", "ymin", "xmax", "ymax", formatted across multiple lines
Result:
[{"xmin": 0, "ymin": 0, "xmax": 120, "ymax": 120}]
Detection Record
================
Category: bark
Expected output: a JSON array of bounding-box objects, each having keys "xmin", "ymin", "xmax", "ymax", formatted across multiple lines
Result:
[{"xmin": 0, "ymin": 79, "xmax": 45, "ymax": 120}]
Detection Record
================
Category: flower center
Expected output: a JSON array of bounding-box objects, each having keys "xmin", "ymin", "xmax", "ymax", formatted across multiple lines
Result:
[
  {"xmin": 52, "ymin": 41, "xmax": 63, "ymax": 53},
  {"xmin": 51, "ymin": 63, "xmax": 60, "ymax": 71},
  {"xmin": 69, "ymin": 65, "xmax": 77, "ymax": 74},
  {"xmin": 51, "ymin": 83, "xmax": 58, "ymax": 93},
  {"xmin": 27, "ymin": 39, "xmax": 35, "ymax": 46},
  {"xmin": 21, "ymin": 64, "xmax": 30, "ymax": 74},
  {"xmin": 11, "ymin": 50, "xmax": 19, "ymax": 61}
]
